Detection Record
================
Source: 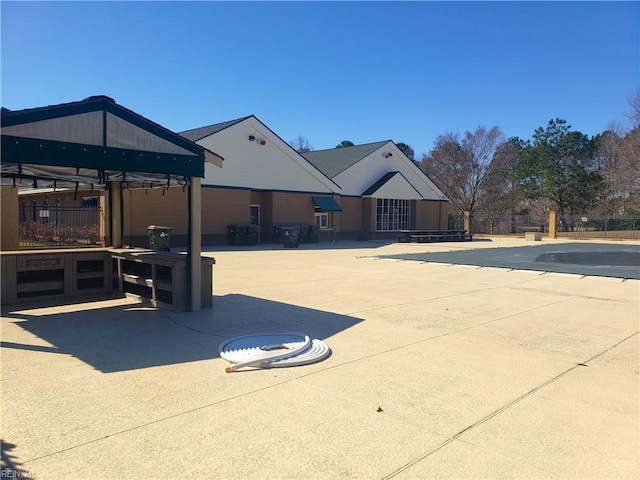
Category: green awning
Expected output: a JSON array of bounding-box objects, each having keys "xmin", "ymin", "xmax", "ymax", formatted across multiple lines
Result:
[{"xmin": 312, "ymin": 196, "xmax": 342, "ymax": 212}]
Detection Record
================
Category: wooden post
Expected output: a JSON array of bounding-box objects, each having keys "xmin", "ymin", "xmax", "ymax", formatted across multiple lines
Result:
[
  {"xmin": 1, "ymin": 186, "xmax": 19, "ymax": 251},
  {"xmin": 548, "ymin": 210, "xmax": 557, "ymax": 239},
  {"xmin": 109, "ymin": 181, "xmax": 123, "ymax": 248},
  {"xmin": 464, "ymin": 211, "xmax": 472, "ymax": 234},
  {"xmin": 189, "ymin": 177, "xmax": 202, "ymax": 312}
]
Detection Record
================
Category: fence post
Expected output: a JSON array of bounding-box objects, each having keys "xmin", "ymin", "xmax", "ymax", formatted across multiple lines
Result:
[
  {"xmin": 464, "ymin": 211, "xmax": 472, "ymax": 234},
  {"xmin": 548, "ymin": 211, "xmax": 557, "ymax": 239}
]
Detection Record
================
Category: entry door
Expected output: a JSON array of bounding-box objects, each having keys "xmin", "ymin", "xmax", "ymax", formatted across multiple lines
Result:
[{"xmin": 250, "ymin": 204, "xmax": 260, "ymax": 242}]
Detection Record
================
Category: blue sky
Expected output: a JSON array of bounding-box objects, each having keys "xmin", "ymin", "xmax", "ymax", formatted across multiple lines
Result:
[{"xmin": 2, "ymin": 1, "xmax": 638, "ymax": 157}]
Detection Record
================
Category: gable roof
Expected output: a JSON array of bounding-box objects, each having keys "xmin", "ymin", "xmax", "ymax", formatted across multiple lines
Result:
[
  {"xmin": 1, "ymin": 95, "xmax": 221, "ymax": 185},
  {"xmin": 301, "ymin": 141, "xmax": 389, "ymax": 178},
  {"xmin": 362, "ymin": 171, "xmax": 423, "ymax": 199},
  {"xmin": 179, "ymin": 116, "xmax": 252, "ymax": 142}
]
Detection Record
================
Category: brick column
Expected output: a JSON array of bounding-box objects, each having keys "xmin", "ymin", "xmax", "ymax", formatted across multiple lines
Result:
[{"xmin": 548, "ymin": 210, "xmax": 557, "ymax": 239}]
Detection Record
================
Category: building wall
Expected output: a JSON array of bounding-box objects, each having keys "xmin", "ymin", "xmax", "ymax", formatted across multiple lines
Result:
[
  {"xmin": 202, "ymin": 187, "xmax": 251, "ymax": 245},
  {"xmin": 336, "ymin": 196, "xmax": 363, "ymax": 240},
  {"xmin": 415, "ymin": 200, "xmax": 449, "ymax": 230},
  {"xmin": 123, "ymin": 187, "xmax": 188, "ymax": 247},
  {"xmin": 1, "ymin": 187, "xmax": 19, "ymax": 250},
  {"xmin": 272, "ymin": 191, "xmax": 315, "ymax": 225}
]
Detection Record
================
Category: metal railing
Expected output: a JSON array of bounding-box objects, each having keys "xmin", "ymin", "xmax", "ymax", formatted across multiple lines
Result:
[
  {"xmin": 19, "ymin": 204, "xmax": 103, "ymax": 248},
  {"xmin": 448, "ymin": 214, "xmax": 548, "ymax": 235},
  {"xmin": 448, "ymin": 213, "xmax": 640, "ymax": 240},
  {"xmin": 556, "ymin": 215, "xmax": 640, "ymax": 240}
]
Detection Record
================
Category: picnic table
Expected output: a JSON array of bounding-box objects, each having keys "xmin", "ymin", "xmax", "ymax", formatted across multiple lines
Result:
[{"xmin": 397, "ymin": 230, "xmax": 473, "ymax": 243}]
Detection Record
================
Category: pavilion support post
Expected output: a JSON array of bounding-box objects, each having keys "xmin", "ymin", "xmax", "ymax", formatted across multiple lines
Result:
[
  {"xmin": 188, "ymin": 177, "xmax": 202, "ymax": 312},
  {"xmin": 109, "ymin": 181, "xmax": 123, "ymax": 248},
  {"xmin": 464, "ymin": 211, "xmax": 472, "ymax": 234}
]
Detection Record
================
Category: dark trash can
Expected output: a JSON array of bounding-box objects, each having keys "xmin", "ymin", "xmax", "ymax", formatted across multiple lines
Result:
[
  {"xmin": 148, "ymin": 225, "xmax": 172, "ymax": 251},
  {"xmin": 298, "ymin": 224, "xmax": 309, "ymax": 244},
  {"xmin": 308, "ymin": 224, "xmax": 319, "ymax": 243},
  {"xmin": 246, "ymin": 224, "xmax": 258, "ymax": 245},
  {"xmin": 279, "ymin": 226, "xmax": 300, "ymax": 248},
  {"xmin": 228, "ymin": 224, "xmax": 247, "ymax": 246}
]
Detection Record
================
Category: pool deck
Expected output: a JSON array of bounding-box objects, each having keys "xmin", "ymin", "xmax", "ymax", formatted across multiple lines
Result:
[{"xmin": 1, "ymin": 237, "xmax": 639, "ymax": 479}]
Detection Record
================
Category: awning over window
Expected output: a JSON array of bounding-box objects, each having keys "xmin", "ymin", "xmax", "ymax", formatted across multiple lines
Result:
[{"xmin": 312, "ymin": 196, "xmax": 342, "ymax": 212}]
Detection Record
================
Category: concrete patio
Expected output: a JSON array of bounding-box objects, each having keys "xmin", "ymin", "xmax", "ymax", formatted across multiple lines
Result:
[{"xmin": 1, "ymin": 238, "xmax": 638, "ymax": 479}]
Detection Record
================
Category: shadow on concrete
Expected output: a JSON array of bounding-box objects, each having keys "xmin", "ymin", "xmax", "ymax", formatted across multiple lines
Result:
[
  {"xmin": 1, "ymin": 440, "xmax": 34, "ymax": 479},
  {"xmin": 196, "ymin": 238, "xmax": 490, "ymax": 253},
  {"xmin": 1, "ymin": 294, "xmax": 362, "ymax": 374},
  {"xmin": 378, "ymin": 242, "xmax": 640, "ymax": 280}
]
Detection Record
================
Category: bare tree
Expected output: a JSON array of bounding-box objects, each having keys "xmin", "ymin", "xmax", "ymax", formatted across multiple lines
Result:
[
  {"xmin": 420, "ymin": 126, "xmax": 504, "ymax": 214},
  {"xmin": 290, "ymin": 136, "xmax": 313, "ymax": 153},
  {"xmin": 625, "ymin": 88, "xmax": 640, "ymax": 127}
]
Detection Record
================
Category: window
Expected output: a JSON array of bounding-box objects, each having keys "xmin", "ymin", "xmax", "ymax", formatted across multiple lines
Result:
[
  {"xmin": 314, "ymin": 207, "xmax": 329, "ymax": 229},
  {"xmin": 375, "ymin": 199, "xmax": 410, "ymax": 231}
]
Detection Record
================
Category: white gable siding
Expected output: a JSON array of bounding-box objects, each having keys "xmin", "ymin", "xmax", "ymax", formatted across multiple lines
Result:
[
  {"xmin": 197, "ymin": 118, "xmax": 335, "ymax": 193},
  {"xmin": 367, "ymin": 173, "xmax": 422, "ymax": 200},
  {"xmin": 334, "ymin": 141, "xmax": 446, "ymax": 200}
]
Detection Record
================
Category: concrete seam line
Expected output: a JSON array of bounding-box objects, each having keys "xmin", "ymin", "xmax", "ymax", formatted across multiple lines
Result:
[
  {"xmin": 22, "ymin": 377, "xmax": 301, "ymax": 465},
  {"xmin": 298, "ymin": 296, "xmax": 575, "ymax": 379},
  {"xmin": 380, "ymin": 330, "xmax": 640, "ymax": 480}
]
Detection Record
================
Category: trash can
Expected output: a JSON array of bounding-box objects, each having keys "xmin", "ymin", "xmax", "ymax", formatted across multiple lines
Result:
[
  {"xmin": 148, "ymin": 225, "xmax": 172, "ymax": 251},
  {"xmin": 308, "ymin": 224, "xmax": 319, "ymax": 243},
  {"xmin": 228, "ymin": 224, "xmax": 247, "ymax": 246},
  {"xmin": 281, "ymin": 226, "xmax": 300, "ymax": 248},
  {"xmin": 246, "ymin": 224, "xmax": 258, "ymax": 245},
  {"xmin": 298, "ymin": 225, "xmax": 309, "ymax": 244}
]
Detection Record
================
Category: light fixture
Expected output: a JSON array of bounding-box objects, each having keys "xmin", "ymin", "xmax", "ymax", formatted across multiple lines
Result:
[
  {"xmin": 383, "ymin": 152, "xmax": 393, "ymax": 158},
  {"xmin": 248, "ymin": 135, "xmax": 256, "ymax": 141},
  {"xmin": 259, "ymin": 139, "xmax": 266, "ymax": 146}
]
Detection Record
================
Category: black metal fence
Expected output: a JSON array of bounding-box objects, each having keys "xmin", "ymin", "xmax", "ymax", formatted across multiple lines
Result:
[
  {"xmin": 556, "ymin": 215, "xmax": 640, "ymax": 240},
  {"xmin": 449, "ymin": 213, "xmax": 640, "ymax": 240},
  {"xmin": 448, "ymin": 214, "xmax": 548, "ymax": 235},
  {"xmin": 19, "ymin": 203, "xmax": 103, "ymax": 248}
]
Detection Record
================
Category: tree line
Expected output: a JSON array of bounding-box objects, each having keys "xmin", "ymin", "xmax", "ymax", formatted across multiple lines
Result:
[{"xmin": 291, "ymin": 90, "xmax": 639, "ymax": 230}]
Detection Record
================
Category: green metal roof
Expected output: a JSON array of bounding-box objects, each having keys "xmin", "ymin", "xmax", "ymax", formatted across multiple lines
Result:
[
  {"xmin": 1, "ymin": 96, "xmax": 209, "ymax": 181},
  {"xmin": 301, "ymin": 141, "xmax": 389, "ymax": 178},
  {"xmin": 312, "ymin": 196, "xmax": 343, "ymax": 212}
]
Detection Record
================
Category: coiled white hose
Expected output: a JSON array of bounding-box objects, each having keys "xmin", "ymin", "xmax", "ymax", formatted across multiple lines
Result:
[{"xmin": 218, "ymin": 332, "xmax": 331, "ymax": 372}]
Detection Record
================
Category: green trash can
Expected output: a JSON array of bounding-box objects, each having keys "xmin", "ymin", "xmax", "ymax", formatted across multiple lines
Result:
[
  {"xmin": 246, "ymin": 224, "xmax": 258, "ymax": 245},
  {"xmin": 298, "ymin": 225, "xmax": 309, "ymax": 243},
  {"xmin": 308, "ymin": 224, "xmax": 319, "ymax": 243},
  {"xmin": 281, "ymin": 226, "xmax": 300, "ymax": 248},
  {"xmin": 228, "ymin": 224, "xmax": 247, "ymax": 246},
  {"xmin": 148, "ymin": 225, "xmax": 172, "ymax": 251}
]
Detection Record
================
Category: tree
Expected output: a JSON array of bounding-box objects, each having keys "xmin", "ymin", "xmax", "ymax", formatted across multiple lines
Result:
[
  {"xmin": 290, "ymin": 135, "xmax": 313, "ymax": 153},
  {"xmin": 519, "ymin": 119, "xmax": 603, "ymax": 230},
  {"xmin": 396, "ymin": 142, "xmax": 416, "ymax": 162},
  {"xmin": 625, "ymin": 88, "xmax": 640, "ymax": 127},
  {"xmin": 598, "ymin": 126, "xmax": 640, "ymax": 214},
  {"xmin": 420, "ymin": 125, "xmax": 504, "ymax": 215},
  {"xmin": 479, "ymin": 137, "xmax": 528, "ymax": 215},
  {"xmin": 336, "ymin": 140, "xmax": 354, "ymax": 148}
]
